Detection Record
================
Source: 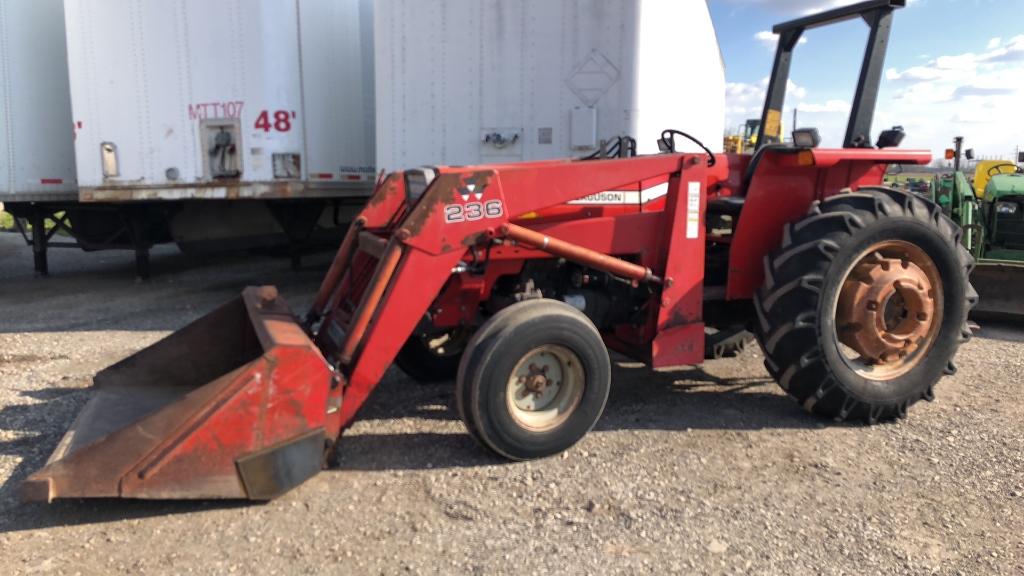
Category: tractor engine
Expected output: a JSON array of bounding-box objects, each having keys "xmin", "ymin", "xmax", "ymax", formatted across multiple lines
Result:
[{"xmin": 485, "ymin": 260, "xmax": 651, "ymax": 331}]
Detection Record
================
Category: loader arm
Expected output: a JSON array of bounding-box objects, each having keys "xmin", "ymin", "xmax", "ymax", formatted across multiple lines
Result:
[
  {"xmin": 312, "ymin": 154, "xmax": 695, "ymax": 438},
  {"xmin": 24, "ymin": 152, "xmax": 705, "ymax": 502}
]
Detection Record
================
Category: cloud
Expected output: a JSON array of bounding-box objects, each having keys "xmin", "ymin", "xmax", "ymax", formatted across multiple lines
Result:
[
  {"xmin": 952, "ymin": 85, "xmax": 1016, "ymax": 98},
  {"xmin": 725, "ymin": 78, "xmax": 808, "ymax": 118},
  {"xmin": 951, "ymin": 110, "xmax": 999, "ymax": 125},
  {"xmin": 725, "ymin": 75, "xmax": 853, "ymax": 145},
  {"xmin": 721, "ymin": 1, "xmax": 1022, "ymax": 154},
  {"xmin": 885, "ymin": 35, "xmax": 1024, "ymax": 104},
  {"xmin": 754, "ymin": 30, "xmax": 808, "ymax": 50},
  {"xmin": 796, "ymin": 100, "xmax": 851, "ymax": 114},
  {"xmin": 879, "ymin": 34, "xmax": 1024, "ymax": 157},
  {"xmin": 887, "ymin": 35, "xmax": 1024, "ymax": 85},
  {"xmin": 980, "ymin": 34, "xmax": 1024, "ymax": 63},
  {"xmin": 724, "ymin": 78, "xmax": 814, "ymax": 139}
]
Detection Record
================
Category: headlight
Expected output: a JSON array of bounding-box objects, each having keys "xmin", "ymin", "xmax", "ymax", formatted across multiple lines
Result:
[
  {"xmin": 792, "ymin": 128, "xmax": 821, "ymax": 148},
  {"xmin": 996, "ymin": 201, "xmax": 1019, "ymax": 216}
]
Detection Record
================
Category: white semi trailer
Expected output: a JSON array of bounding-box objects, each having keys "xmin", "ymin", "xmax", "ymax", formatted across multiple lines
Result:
[
  {"xmin": 61, "ymin": 0, "xmax": 376, "ymax": 275},
  {"xmin": 5, "ymin": 0, "xmax": 376, "ymax": 277},
  {"xmin": 0, "ymin": 0, "xmax": 78, "ymax": 273},
  {"xmin": 374, "ymin": 0, "xmax": 726, "ymax": 172},
  {"xmin": 66, "ymin": 0, "xmax": 376, "ymax": 199}
]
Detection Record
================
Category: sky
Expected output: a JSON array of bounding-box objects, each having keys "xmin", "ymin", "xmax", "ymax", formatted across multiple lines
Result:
[{"xmin": 709, "ymin": 0, "xmax": 1024, "ymax": 160}]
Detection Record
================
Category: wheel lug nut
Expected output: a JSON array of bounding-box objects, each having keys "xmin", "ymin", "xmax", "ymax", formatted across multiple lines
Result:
[{"xmin": 866, "ymin": 301, "xmax": 879, "ymax": 311}]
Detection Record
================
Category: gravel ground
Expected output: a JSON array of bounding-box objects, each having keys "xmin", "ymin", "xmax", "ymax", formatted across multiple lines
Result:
[{"xmin": 1, "ymin": 232, "xmax": 1022, "ymax": 575}]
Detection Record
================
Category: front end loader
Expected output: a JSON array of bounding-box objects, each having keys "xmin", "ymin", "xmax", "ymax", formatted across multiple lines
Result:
[
  {"xmin": 24, "ymin": 0, "xmax": 976, "ymax": 502},
  {"xmin": 929, "ymin": 161, "xmax": 1024, "ymax": 318}
]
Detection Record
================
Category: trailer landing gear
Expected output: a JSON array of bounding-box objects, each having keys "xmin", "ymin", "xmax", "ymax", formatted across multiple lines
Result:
[
  {"xmin": 9, "ymin": 203, "xmax": 160, "ymax": 280},
  {"xmin": 30, "ymin": 209, "xmax": 49, "ymax": 277},
  {"xmin": 127, "ymin": 208, "xmax": 153, "ymax": 281}
]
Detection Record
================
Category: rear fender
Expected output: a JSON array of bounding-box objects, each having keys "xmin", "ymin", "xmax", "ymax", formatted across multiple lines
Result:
[{"xmin": 726, "ymin": 148, "xmax": 930, "ymax": 299}]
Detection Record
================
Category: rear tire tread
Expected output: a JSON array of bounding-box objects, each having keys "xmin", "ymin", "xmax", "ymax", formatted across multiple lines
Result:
[{"xmin": 754, "ymin": 187, "xmax": 976, "ymax": 423}]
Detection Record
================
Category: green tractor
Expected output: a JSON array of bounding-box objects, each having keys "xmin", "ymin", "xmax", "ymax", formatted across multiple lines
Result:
[{"xmin": 929, "ymin": 163, "xmax": 1024, "ymax": 317}]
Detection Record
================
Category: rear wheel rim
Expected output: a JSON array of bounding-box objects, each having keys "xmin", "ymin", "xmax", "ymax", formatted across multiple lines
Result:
[
  {"xmin": 505, "ymin": 345, "xmax": 585, "ymax": 432},
  {"xmin": 834, "ymin": 240, "xmax": 944, "ymax": 381}
]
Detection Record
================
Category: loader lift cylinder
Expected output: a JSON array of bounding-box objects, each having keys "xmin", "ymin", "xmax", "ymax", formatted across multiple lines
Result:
[
  {"xmin": 339, "ymin": 236, "xmax": 406, "ymax": 365},
  {"xmin": 500, "ymin": 223, "xmax": 662, "ymax": 285},
  {"xmin": 308, "ymin": 217, "xmax": 364, "ymax": 325}
]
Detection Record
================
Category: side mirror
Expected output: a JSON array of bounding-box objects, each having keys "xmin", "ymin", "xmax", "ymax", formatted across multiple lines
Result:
[{"xmin": 965, "ymin": 149, "xmax": 975, "ymax": 161}]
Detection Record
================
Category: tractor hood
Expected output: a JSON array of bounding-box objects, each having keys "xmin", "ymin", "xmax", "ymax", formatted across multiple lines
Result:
[{"xmin": 985, "ymin": 173, "xmax": 1024, "ymax": 202}]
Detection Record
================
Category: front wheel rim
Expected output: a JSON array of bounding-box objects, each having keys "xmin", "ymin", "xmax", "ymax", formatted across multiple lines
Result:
[
  {"xmin": 833, "ymin": 240, "xmax": 944, "ymax": 381},
  {"xmin": 505, "ymin": 345, "xmax": 585, "ymax": 432}
]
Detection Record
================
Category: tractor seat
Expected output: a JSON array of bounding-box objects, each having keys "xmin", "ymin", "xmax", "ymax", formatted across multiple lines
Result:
[{"xmin": 707, "ymin": 196, "xmax": 746, "ymax": 216}]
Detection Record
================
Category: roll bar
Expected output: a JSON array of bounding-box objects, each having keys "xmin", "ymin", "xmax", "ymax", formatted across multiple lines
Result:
[{"xmin": 756, "ymin": 0, "xmax": 907, "ymax": 149}]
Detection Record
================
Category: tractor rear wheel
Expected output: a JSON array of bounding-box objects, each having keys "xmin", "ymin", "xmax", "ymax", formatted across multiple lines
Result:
[
  {"xmin": 395, "ymin": 328, "xmax": 469, "ymax": 383},
  {"xmin": 456, "ymin": 299, "xmax": 611, "ymax": 460},
  {"xmin": 754, "ymin": 187, "xmax": 976, "ymax": 423}
]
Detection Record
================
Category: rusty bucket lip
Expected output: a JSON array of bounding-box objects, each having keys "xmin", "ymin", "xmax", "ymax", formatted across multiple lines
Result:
[{"xmin": 832, "ymin": 240, "xmax": 944, "ymax": 381}]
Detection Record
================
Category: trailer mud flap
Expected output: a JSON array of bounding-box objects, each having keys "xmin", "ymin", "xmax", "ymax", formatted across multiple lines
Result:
[{"xmin": 22, "ymin": 287, "xmax": 336, "ymax": 502}]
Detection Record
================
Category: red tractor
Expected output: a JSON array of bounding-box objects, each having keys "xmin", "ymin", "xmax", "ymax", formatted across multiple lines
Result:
[{"xmin": 25, "ymin": 0, "xmax": 974, "ymax": 502}]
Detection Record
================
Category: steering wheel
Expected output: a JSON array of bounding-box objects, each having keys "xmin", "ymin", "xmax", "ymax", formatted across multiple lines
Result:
[{"xmin": 987, "ymin": 163, "xmax": 1022, "ymax": 177}]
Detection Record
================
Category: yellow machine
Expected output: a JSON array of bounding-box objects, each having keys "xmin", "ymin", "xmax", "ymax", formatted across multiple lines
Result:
[
  {"xmin": 724, "ymin": 119, "xmax": 761, "ymax": 154},
  {"xmin": 973, "ymin": 160, "xmax": 1021, "ymax": 198}
]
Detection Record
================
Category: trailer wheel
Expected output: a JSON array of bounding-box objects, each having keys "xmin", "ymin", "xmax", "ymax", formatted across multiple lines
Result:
[
  {"xmin": 754, "ymin": 187, "xmax": 976, "ymax": 423},
  {"xmin": 395, "ymin": 328, "xmax": 468, "ymax": 383},
  {"xmin": 456, "ymin": 299, "xmax": 611, "ymax": 460}
]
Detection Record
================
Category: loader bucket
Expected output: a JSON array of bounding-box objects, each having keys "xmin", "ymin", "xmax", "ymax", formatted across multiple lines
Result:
[
  {"xmin": 971, "ymin": 262, "xmax": 1024, "ymax": 320},
  {"xmin": 22, "ymin": 286, "xmax": 336, "ymax": 502}
]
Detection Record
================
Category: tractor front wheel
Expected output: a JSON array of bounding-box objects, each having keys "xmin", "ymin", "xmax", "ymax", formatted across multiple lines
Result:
[
  {"xmin": 456, "ymin": 299, "xmax": 611, "ymax": 460},
  {"xmin": 754, "ymin": 187, "xmax": 976, "ymax": 423}
]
